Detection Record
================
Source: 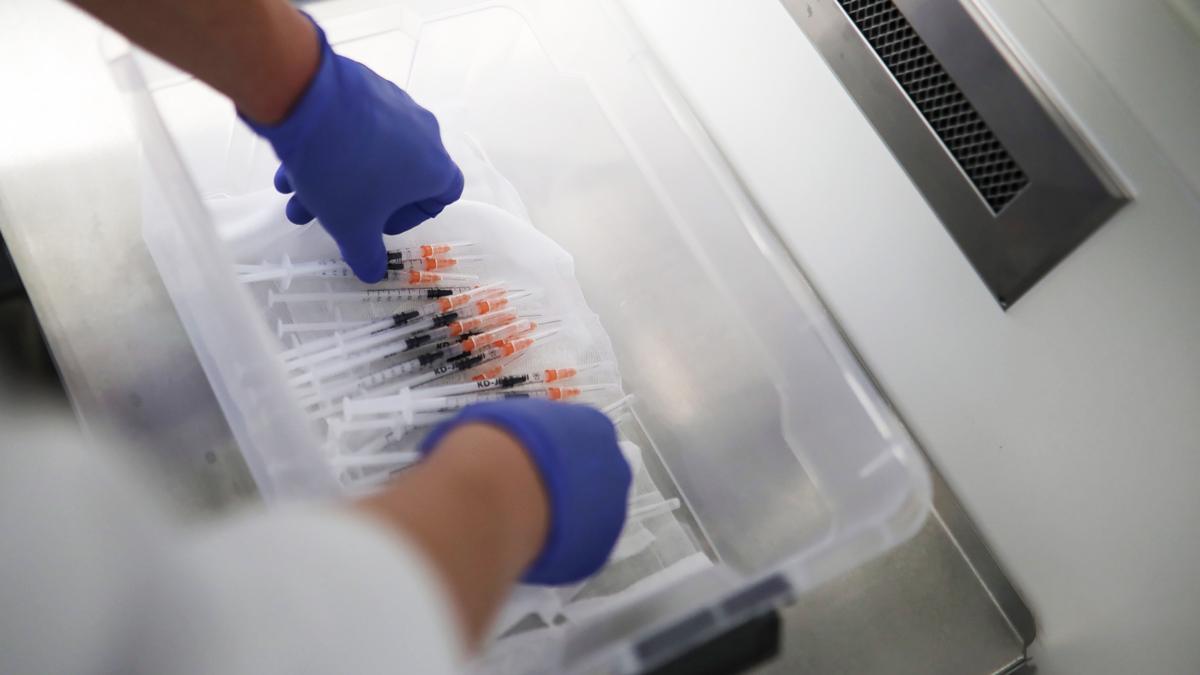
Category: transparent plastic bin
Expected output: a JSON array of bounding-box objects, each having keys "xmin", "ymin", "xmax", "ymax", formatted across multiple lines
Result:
[{"xmin": 109, "ymin": 0, "xmax": 932, "ymax": 671}]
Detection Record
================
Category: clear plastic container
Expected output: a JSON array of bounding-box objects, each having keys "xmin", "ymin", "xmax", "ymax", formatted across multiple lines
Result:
[{"xmin": 109, "ymin": 0, "xmax": 932, "ymax": 671}]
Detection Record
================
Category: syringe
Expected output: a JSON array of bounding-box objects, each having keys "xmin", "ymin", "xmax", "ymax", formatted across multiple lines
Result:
[
  {"xmin": 461, "ymin": 351, "xmax": 532, "ymax": 384},
  {"xmin": 245, "ymin": 242, "xmax": 471, "ymax": 271},
  {"xmin": 331, "ymin": 450, "xmax": 421, "ymax": 471},
  {"xmin": 236, "ymin": 254, "xmax": 349, "ymax": 287},
  {"xmin": 460, "ymin": 330, "xmax": 554, "ymax": 365},
  {"xmin": 410, "ymin": 284, "xmax": 517, "ymax": 327},
  {"xmin": 298, "ymin": 319, "xmax": 542, "ymax": 395},
  {"xmin": 267, "ymin": 286, "xmax": 471, "ymax": 308},
  {"xmin": 333, "ymin": 389, "xmax": 633, "ymax": 473},
  {"xmin": 457, "ymin": 318, "xmax": 541, "ymax": 353},
  {"xmin": 292, "ymin": 312, "xmax": 523, "ymax": 402},
  {"xmin": 283, "ymin": 289, "xmax": 521, "ymax": 372},
  {"xmin": 345, "ymin": 383, "xmax": 614, "ymax": 419},
  {"xmin": 400, "ymin": 309, "xmax": 521, "ymax": 351},
  {"xmin": 354, "ymin": 290, "xmax": 525, "ymax": 358},
  {"xmin": 238, "ymin": 255, "xmax": 475, "ymax": 286},
  {"xmin": 335, "ymin": 382, "xmax": 630, "ymax": 452},
  {"xmin": 292, "ymin": 332, "xmax": 466, "ymax": 391},
  {"xmin": 387, "ymin": 241, "xmax": 473, "ymax": 261},
  {"xmin": 333, "ymin": 387, "xmax": 565, "ymax": 440},
  {"xmin": 401, "ymin": 270, "xmax": 478, "ymax": 286},
  {"xmin": 240, "ymin": 242, "xmax": 473, "ymax": 281},
  {"xmin": 278, "ymin": 283, "xmax": 504, "ymax": 361},
  {"xmin": 367, "ymin": 329, "xmax": 561, "ymax": 399},
  {"xmin": 470, "ymin": 363, "xmax": 506, "ymax": 382},
  {"xmin": 328, "ymin": 413, "xmax": 446, "ymax": 437},
  {"xmin": 343, "ymin": 421, "xmax": 443, "ymax": 457},
  {"xmin": 318, "ymin": 319, "xmax": 542, "ymax": 387},
  {"xmin": 412, "ymin": 363, "xmax": 604, "ymax": 398},
  {"xmin": 387, "ymin": 255, "xmax": 483, "ymax": 272},
  {"xmin": 298, "ymin": 335, "xmax": 526, "ymax": 415},
  {"xmin": 335, "ymin": 374, "xmax": 604, "ymax": 457}
]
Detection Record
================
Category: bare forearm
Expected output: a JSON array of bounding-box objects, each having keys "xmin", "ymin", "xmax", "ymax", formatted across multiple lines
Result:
[
  {"xmin": 71, "ymin": 0, "xmax": 318, "ymax": 123},
  {"xmin": 355, "ymin": 425, "xmax": 549, "ymax": 648}
]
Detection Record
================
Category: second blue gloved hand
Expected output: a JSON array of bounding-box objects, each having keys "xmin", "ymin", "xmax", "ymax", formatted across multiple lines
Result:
[
  {"xmin": 244, "ymin": 21, "xmax": 463, "ymax": 283},
  {"xmin": 419, "ymin": 400, "xmax": 633, "ymax": 585}
]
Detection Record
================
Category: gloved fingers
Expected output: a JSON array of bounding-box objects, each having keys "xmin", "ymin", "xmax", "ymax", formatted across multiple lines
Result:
[
  {"xmin": 381, "ymin": 166, "xmax": 465, "ymax": 235},
  {"xmin": 381, "ymin": 192, "xmax": 458, "ymax": 236},
  {"xmin": 418, "ymin": 198, "xmax": 447, "ymax": 219},
  {"xmin": 334, "ymin": 227, "xmax": 388, "ymax": 283},
  {"xmin": 273, "ymin": 165, "xmax": 293, "ymax": 194},
  {"xmin": 285, "ymin": 195, "xmax": 315, "ymax": 225},
  {"xmin": 382, "ymin": 204, "xmax": 433, "ymax": 235}
]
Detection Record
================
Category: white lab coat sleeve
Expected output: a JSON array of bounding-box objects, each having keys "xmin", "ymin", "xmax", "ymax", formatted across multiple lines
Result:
[
  {"xmin": 137, "ymin": 506, "xmax": 467, "ymax": 675},
  {"xmin": 0, "ymin": 413, "xmax": 465, "ymax": 675}
]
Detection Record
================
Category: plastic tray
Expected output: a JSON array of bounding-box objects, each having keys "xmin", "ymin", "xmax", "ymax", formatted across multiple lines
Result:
[{"xmin": 110, "ymin": 0, "xmax": 932, "ymax": 671}]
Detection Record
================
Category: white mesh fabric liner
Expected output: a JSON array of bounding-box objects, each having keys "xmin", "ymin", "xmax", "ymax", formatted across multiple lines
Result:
[
  {"xmin": 192, "ymin": 129, "xmax": 708, "ymax": 659},
  {"xmin": 232, "ymin": 130, "xmax": 626, "ymax": 449}
]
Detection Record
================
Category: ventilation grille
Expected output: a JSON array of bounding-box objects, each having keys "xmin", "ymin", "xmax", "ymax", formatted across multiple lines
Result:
[{"xmin": 837, "ymin": 0, "xmax": 1029, "ymax": 213}]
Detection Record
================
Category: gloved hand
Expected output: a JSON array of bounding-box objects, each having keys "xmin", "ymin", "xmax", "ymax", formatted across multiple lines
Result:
[
  {"xmin": 418, "ymin": 400, "xmax": 632, "ymax": 585},
  {"xmin": 244, "ymin": 20, "xmax": 463, "ymax": 283}
]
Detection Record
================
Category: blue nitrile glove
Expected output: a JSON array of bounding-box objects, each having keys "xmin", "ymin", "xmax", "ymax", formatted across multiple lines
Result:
[
  {"xmin": 418, "ymin": 400, "xmax": 633, "ymax": 585},
  {"xmin": 244, "ymin": 21, "xmax": 463, "ymax": 283}
]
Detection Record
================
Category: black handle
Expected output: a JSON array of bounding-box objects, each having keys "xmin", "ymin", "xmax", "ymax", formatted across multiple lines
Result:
[
  {"xmin": 636, "ymin": 574, "xmax": 792, "ymax": 675},
  {"xmin": 644, "ymin": 610, "xmax": 782, "ymax": 675}
]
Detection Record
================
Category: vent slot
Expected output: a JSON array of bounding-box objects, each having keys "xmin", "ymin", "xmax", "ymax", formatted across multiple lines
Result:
[
  {"xmin": 786, "ymin": 0, "xmax": 1128, "ymax": 305},
  {"xmin": 837, "ymin": 0, "xmax": 1029, "ymax": 213}
]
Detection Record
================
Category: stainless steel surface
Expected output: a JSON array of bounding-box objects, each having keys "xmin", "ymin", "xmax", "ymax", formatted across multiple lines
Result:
[
  {"xmin": 1, "ymin": 1, "xmax": 1027, "ymax": 671},
  {"xmin": 781, "ymin": 0, "xmax": 1128, "ymax": 308},
  {"xmin": 0, "ymin": 0, "xmax": 256, "ymax": 512},
  {"xmin": 928, "ymin": 458, "xmax": 1036, "ymax": 647},
  {"xmin": 759, "ymin": 514, "xmax": 1027, "ymax": 675}
]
